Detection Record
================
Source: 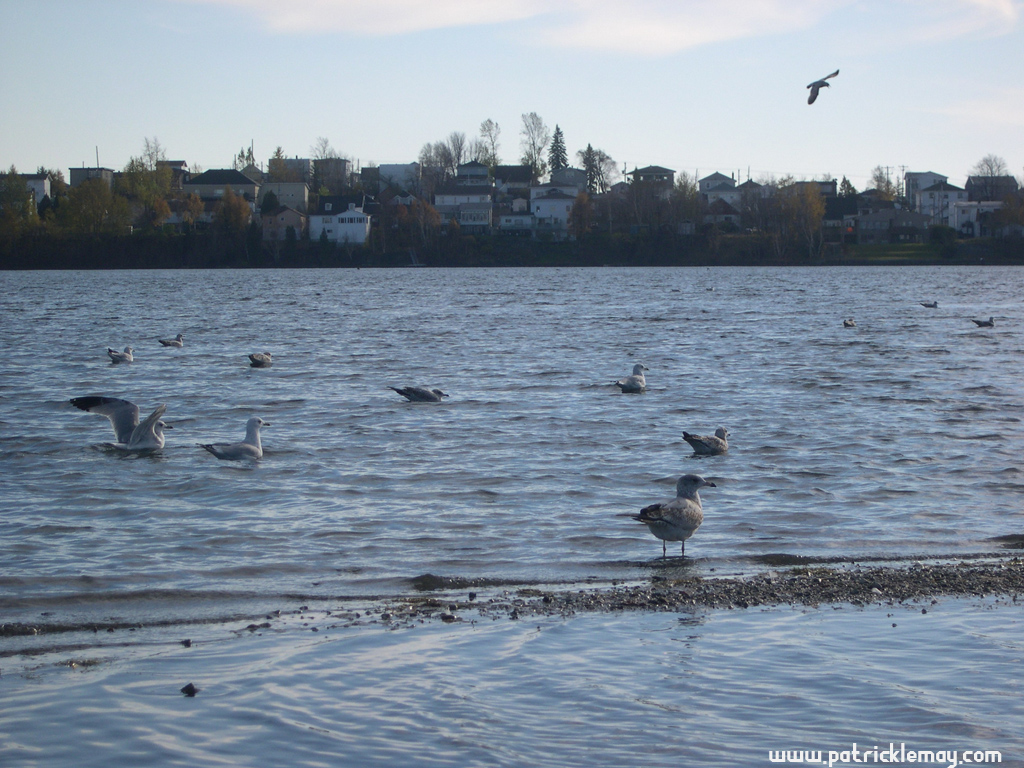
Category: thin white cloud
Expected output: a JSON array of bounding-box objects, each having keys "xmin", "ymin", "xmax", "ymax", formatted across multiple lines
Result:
[{"xmin": 178, "ymin": 0, "xmax": 1022, "ymax": 52}]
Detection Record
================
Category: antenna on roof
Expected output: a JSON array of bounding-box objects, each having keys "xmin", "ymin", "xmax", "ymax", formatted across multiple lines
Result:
[{"xmin": 95, "ymin": 146, "xmax": 99, "ymax": 168}]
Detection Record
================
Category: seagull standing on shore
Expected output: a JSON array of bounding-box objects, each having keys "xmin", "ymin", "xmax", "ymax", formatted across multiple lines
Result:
[
  {"xmin": 390, "ymin": 386, "xmax": 449, "ymax": 403},
  {"xmin": 107, "ymin": 346, "xmax": 134, "ymax": 363},
  {"xmin": 614, "ymin": 364, "xmax": 649, "ymax": 393},
  {"xmin": 69, "ymin": 396, "xmax": 171, "ymax": 451},
  {"xmin": 199, "ymin": 416, "xmax": 268, "ymax": 461},
  {"xmin": 807, "ymin": 69, "xmax": 839, "ymax": 104},
  {"xmin": 159, "ymin": 333, "xmax": 185, "ymax": 347},
  {"xmin": 627, "ymin": 474, "xmax": 715, "ymax": 558},
  {"xmin": 683, "ymin": 428, "xmax": 729, "ymax": 456}
]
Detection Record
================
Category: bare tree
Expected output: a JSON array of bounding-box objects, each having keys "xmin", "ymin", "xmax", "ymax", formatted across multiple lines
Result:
[
  {"xmin": 971, "ymin": 154, "xmax": 1011, "ymax": 201},
  {"xmin": 870, "ymin": 166, "xmax": 896, "ymax": 201},
  {"xmin": 444, "ymin": 132, "xmax": 467, "ymax": 176},
  {"xmin": 311, "ymin": 137, "xmax": 339, "ymax": 161},
  {"xmin": 520, "ymin": 112, "xmax": 550, "ymax": 183},
  {"xmin": 479, "ymin": 119, "xmax": 501, "ymax": 169}
]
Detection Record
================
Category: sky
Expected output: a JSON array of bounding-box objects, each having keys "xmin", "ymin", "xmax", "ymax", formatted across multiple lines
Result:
[{"xmin": 1, "ymin": 0, "xmax": 1022, "ymax": 190}]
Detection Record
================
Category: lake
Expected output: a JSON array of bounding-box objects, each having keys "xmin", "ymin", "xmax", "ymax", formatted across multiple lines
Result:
[{"xmin": 1, "ymin": 266, "xmax": 1021, "ymax": 767}]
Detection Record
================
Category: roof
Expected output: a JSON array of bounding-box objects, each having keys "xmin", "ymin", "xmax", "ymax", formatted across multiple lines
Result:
[
  {"xmin": 315, "ymin": 194, "xmax": 372, "ymax": 214},
  {"xmin": 533, "ymin": 189, "xmax": 576, "ymax": 200},
  {"xmin": 262, "ymin": 205, "xmax": 306, "ymax": 218},
  {"xmin": 187, "ymin": 169, "xmax": 259, "ymax": 186},
  {"xmin": 494, "ymin": 165, "xmax": 533, "ymax": 183},
  {"xmin": 700, "ymin": 172, "xmax": 733, "ymax": 183},
  {"xmin": 920, "ymin": 181, "xmax": 965, "ymax": 192},
  {"xmin": 628, "ymin": 165, "xmax": 675, "ymax": 176}
]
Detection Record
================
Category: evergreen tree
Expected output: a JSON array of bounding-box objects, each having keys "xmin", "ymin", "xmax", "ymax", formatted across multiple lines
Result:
[
  {"xmin": 548, "ymin": 125, "xmax": 568, "ymax": 172},
  {"xmin": 839, "ymin": 176, "xmax": 857, "ymax": 197}
]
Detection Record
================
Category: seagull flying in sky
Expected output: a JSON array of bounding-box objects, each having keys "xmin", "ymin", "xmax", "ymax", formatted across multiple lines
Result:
[{"xmin": 807, "ymin": 69, "xmax": 839, "ymax": 104}]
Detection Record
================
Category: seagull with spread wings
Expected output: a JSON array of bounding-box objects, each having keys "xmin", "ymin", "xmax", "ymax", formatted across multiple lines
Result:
[{"xmin": 807, "ymin": 69, "xmax": 839, "ymax": 104}]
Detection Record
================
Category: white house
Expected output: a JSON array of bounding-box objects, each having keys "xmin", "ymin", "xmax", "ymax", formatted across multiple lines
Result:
[
  {"xmin": 310, "ymin": 201, "xmax": 371, "ymax": 245},
  {"xmin": 916, "ymin": 181, "xmax": 968, "ymax": 226},
  {"xmin": 699, "ymin": 172, "xmax": 740, "ymax": 206},
  {"xmin": 904, "ymin": 171, "xmax": 947, "ymax": 209},
  {"xmin": 531, "ymin": 188, "xmax": 575, "ymax": 239},
  {"xmin": 434, "ymin": 184, "xmax": 493, "ymax": 232},
  {"xmin": 19, "ymin": 173, "xmax": 50, "ymax": 206}
]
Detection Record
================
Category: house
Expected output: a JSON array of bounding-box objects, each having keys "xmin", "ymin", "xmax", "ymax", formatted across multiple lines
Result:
[
  {"xmin": 284, "ymin": 158, "xmax": 313, "ymax": 183},
  {"xmin": 261, "ymin": 205, "xmax": 307, "ymax": 241},
  {"xmin": 628, "ymin": 165, "xmax": 675, "ymax": 185},
  {"xmin": 69, "ymin": 167, "xmax": 114, "ymax": 189},
  {"xmin": 456, "ymin": 161, "xmax": 489, "ymax": 186},
  {"xmin": 314, "ymin": 157, "xmax": 349, "ymax": 190},
  {"xmin": 791, "ymin": 179, "xmax": 837, "ymax": 198},
  {"xmin": 627, "ymin": 165, "xmax": 675, "ymax": 201},
  {"xmin": 966, "ymin": 175, "xmax": 1019, "ymax": 202},
  {"xmin": 904, "ymin": 171, "xmax": 947, "ymax": 208},
  {"xmin": 916, "ymin": 181, "xmax": 968, "ymax": 226},
  {"xmin": 309, "ymin": 196, "xmax": 371, "ymax": 245},
  {"xmin": 156, "ymin": 161, "xmax": 189, "ymax": 191},
  {"xmin": 704, "ymin": 198, "xmax": 741, "ymax": 227},
  {"xmin": 550, "ymin": 167, "xmax": 588, "ymax": 188},
  {"xmin": 258, "ymin": 181, "xmax": 309, "ymax": 213},
  {"xmin": 433, "ymin": 184, "xmax": 493, "ymax": 232},
  {"xmin": 498, "ymin": 210, "xmax": 535, "ymax": 237},
  {"xmin": 493, "ymin": 165, "xmax": 533, "ymax": 197},
  {"xmin": 183, "ymin": 169, "xmax": 260, "ymax": 202},
  {"xmin": 19, "ymin": 173, "xmax": 50, "ymax": 206},
  {"xmin": 699, "ymin": 172, "xmax": 739, "ymax": 206},
  {"xmin": 374, "ymin": 163, "xmax": 421, "ymax": 193},
  {"xmin": 531, "ymin": 188, "xmax": 575, "ymax": 239},
  {"xmin": 855, "ymin": 209, "xmax": 932, "ymax": 244},
  {"xmin": 951, "ymin": 201, "xmax": 1006, "ymax": 237}
]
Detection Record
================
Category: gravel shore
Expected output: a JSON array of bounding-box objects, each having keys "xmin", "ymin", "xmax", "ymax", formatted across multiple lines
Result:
[{"xmin": 4, "ymin": 553, "xmax": 1023, "ymax": 644}]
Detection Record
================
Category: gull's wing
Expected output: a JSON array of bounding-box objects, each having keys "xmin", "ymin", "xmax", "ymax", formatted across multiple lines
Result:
[
  {"xmin": 129, "ymin": 404, "xmax": 167, "ymax": 447},
  {"xmin": 70, "ymin": 396, "xmax": 141, "ymax": 443}
]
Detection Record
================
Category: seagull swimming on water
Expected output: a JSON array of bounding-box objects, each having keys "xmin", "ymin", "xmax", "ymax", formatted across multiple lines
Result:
[
  {"xmin": 390, "ymin": 386, "xmax": 449, "ymax": 403},
  {"xmin": 69, "ymin": 396, "xmax": 171, "ymax": 451},
  {"xmin": 107, "ymin": 346, "xmax": 134, "ymax": 363},
  {"xmin": 920, "ymin": 301, "xmax": 938, "ymax": 308},
  {"xmin": 198, "ymin": 416, "xmax": 268, "ymax": 460},
  {"xmin": 159, "ymin": 333, "xmax": 185, "ymax": 347},
  {"xmin": 683, "ymin": 428, "xmax": 729, "ymax": 456},
  {"xmin": 248, "ymin": 352, "xmax": 272, "ymax": 367},
  {"xmin": 807, "ymin": 69, "xmax": 839, "ymax": 104},
  {"xmin": 614, "ymin": 364, "xmax": 649, "ymax": 393},
  {"xmin": 843, "ymin": 318, "xmax": 856, "ymax": 328},
  {"xmin": 627, "ymin": 474, "xmax": 715, "ymax": 558},
  {"xmin": 972, "ymin": 316, "xmax": 995, "ymax": 328}
]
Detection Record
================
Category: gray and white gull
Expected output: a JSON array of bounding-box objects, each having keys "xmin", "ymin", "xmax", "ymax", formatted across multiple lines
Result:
[
  {"xmin": 807, "ymin": 69, "xmax": 839, "ymax": 104},
  {"xmin": 682, "ymin": 427, "xmax": 729, "ymax": 456},
  {"xmin": 627, "ymin": 474, "xmax": 715, "ymax": 558},
  {"xmin": 69, "ymin": 396, "xmax": 171, "ymax": 451},
  {"xmin": 107, "ymin": 346, "xmax": 134, "ymax": 363},
  {"xmin": 614, "ymin": 363, "xmax": 649, "ymax": 393},
  {"xmin": 198, "ymin": 416, "xmax": 268, "ymax": 461},
  {"xmin": 248, "ymin": 352, "xmax": 272, "ymax": 367},
  {"xmin": 159, "ymin": 333, "xmax": 185, "ymax": 347}
]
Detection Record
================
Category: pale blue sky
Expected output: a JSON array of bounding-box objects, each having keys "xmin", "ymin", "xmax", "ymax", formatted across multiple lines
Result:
[{"xmin": 2, "ymin": 0, "xmax": 1022, "ymax": 190}]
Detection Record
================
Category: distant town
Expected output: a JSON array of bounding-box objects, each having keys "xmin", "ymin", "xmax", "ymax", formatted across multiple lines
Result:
[{"xmin": 2, "ymin": 121, "xmax": 1023, "ymax": 268}]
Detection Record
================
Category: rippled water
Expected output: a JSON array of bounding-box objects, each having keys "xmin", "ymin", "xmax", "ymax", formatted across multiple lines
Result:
[{"xmin": 1, "ymin": 266, "xmax": 1022, "ymax": 766}]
